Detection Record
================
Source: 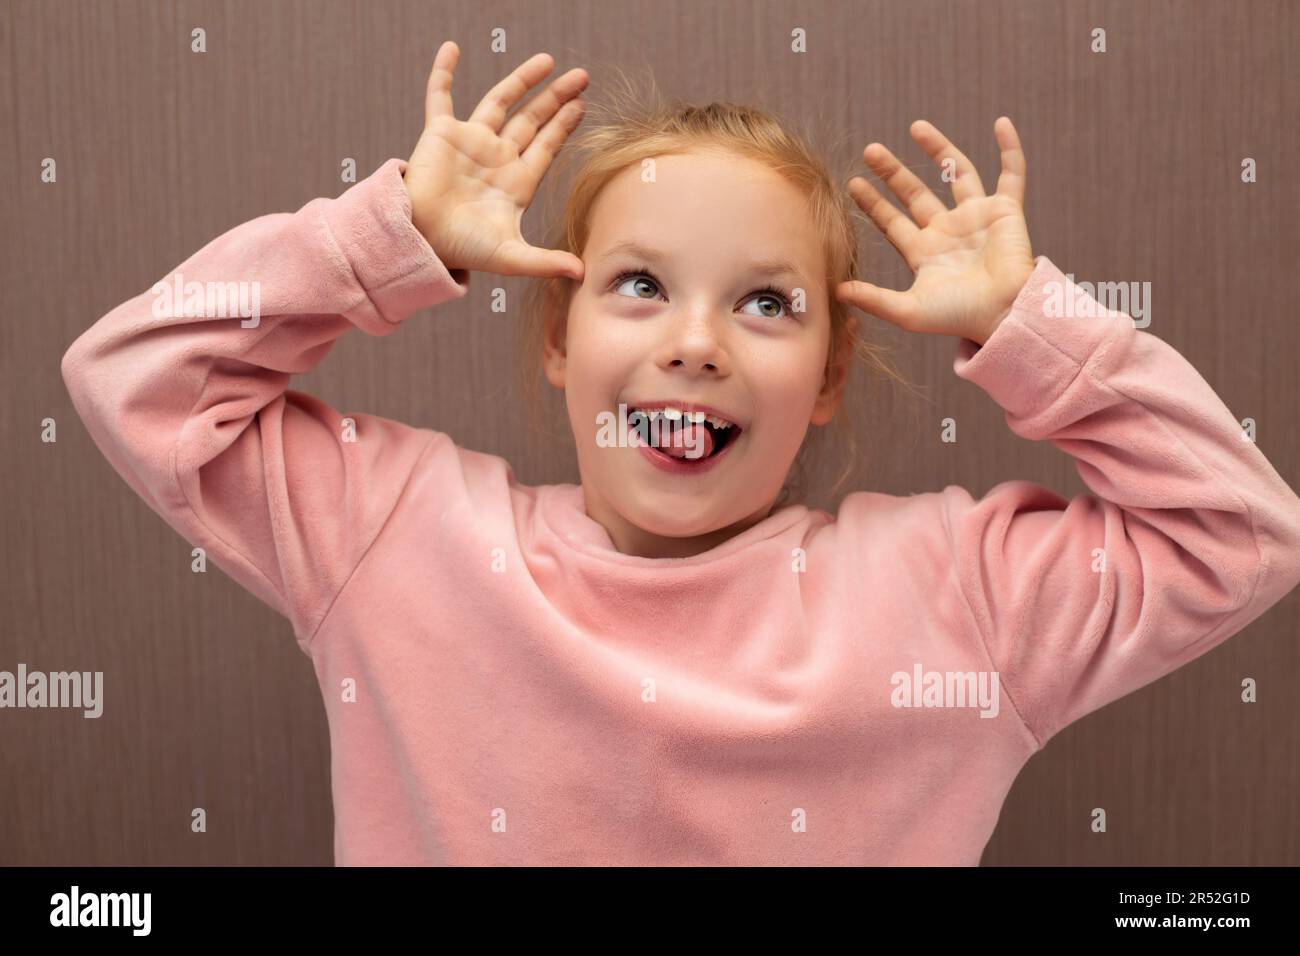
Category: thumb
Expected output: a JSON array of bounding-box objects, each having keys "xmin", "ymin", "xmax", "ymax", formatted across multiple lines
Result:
[
  {"xmin": 499, "ymin": 241, "xmax": 584, "ymax": 281},
  {"xmin": 835, "ymin": 280, "xmax": 921, "ymax": 331}
]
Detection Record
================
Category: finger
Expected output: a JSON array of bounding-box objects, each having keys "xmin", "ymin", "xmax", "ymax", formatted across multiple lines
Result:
[
  {"xmin": 993, "ymin": 116, "xmax": 1026, "ymax": 205},
  {"xmin": 861, "ymin": 143, "xmax": 947, "ymax": 227},
  {"xmin": 519, "ymin": 98, "xmax": 587, "ymax": 187},
  {"xmin": 847, "ymin": 176, "xmax": 920, "ymax": 264},
  {"xmin": 499, "ymin": 239, "xmax": 585, "ymax": 281},
  {"xmin": 423, "ymin": 41, "xmax": 461, "ymax": 125},
  {"xmin": 909, "ymin": 120, "xmax": 986, "ymax": 203},
  {"xmin": 501, "ymin": 67, "xmax": 589, "ymax": 154},
  {"xmin": 467, "ymin": 52, "xmax": 557, "ymax": 133},
  {"xmin": 834, "ymin": 280, "xmax": 923, "ymax": 331}
]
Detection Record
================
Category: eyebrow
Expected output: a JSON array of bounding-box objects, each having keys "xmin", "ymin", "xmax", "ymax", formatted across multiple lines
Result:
[{"xmin": 597, "ymin": 240, "xmax": 809, "ymax": 286}]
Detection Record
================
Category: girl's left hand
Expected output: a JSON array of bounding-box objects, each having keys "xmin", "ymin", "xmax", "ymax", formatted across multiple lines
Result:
[{"xmin": 835, "ymin": 118, "xmax": 1036, "ymax": 346}]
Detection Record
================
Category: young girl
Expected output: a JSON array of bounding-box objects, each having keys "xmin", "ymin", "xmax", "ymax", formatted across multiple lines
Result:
[{"xmin": 62, "ymin": 41, "xmax": 1300, "ymax": 866}]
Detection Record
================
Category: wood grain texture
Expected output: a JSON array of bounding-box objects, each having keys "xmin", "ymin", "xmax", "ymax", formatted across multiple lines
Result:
[{"xmin": 1, "ymin": 0, "xmax": 1296, "ymax": 865}]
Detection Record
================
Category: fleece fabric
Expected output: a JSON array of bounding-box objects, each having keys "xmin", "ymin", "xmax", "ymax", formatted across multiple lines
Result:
[{"xmin": 61, "ymin": 158, "xmax": 1300, "ymax": 865}]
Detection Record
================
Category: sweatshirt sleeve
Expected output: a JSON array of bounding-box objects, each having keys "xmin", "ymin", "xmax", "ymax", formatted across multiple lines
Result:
[
  {"xmin": 943, "ymin": 255, "xmax": 1300, "ymax": 749},
  {"xmin": 60, "ymin": 158, "xmax": 471, "ymax": 654}
]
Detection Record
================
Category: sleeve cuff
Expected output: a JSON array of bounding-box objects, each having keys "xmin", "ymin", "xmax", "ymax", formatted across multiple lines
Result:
[
  {"xmin": 952, "ymin": 255, "xmax": 1136, "ymax": 419},
  {"xmin": 321, "ymin": 158, "xmax": 471, "ymax": 332}
]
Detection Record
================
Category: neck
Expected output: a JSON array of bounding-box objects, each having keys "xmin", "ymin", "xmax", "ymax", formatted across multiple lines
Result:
[{"xmin": 581, "ymin": 485, "xmax": 778, "ymax": 559}]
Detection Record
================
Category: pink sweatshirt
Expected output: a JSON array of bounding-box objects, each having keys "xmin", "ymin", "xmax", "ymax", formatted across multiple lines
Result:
[{"xmin": 62, "ymin": 158, "xmax": 1300, "ymax": 866}]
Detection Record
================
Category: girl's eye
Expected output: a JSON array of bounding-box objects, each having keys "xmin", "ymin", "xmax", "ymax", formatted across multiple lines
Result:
[
  {"xmin": 739, "ymin": 291, "xmax": 793, "ymax": 320},
  {"xmin": 610, "ymin": 268, "xmax": 795, "ymax": 319},
  {"xmin": 613, "ymin": 272, "xmax": 664, "ymax": 300}
]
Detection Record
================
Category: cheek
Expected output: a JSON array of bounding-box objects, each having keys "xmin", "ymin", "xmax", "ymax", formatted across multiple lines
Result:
[
  {"xmin": 746, "ymin": 345, "xmax": 828, "ymax": 435},
  {"xmin": 757, "ymin": 388, "xmax": 818, "ymax": 452},
  {"xmin": 568, "ymin": 325, "xmax": 618, "ymax": 372},
  {"xmin": 563, "ymin": 308, "xmax": 635, "ymax": 410},
  {"xmin": 568, "ymin": 298, "xmax": 657, "ymax": 369}
]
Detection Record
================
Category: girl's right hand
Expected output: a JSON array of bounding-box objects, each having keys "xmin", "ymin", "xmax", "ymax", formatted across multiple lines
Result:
[{"xmin": 403, "ymin": 41, "xmax": 588, "ymax": 282}]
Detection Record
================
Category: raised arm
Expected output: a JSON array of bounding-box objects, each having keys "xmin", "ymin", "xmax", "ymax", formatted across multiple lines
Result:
[
  {"xmin": 61, "ymin": 160, "xmax": 470, "ymax": 650},
  {"xmin": 836, "ymin": 117, "xmax": 1300, "ymax": 746},
  {"xmin": 943, "ymin": 260, "xmax": 1300, "ymax": 745},
  {"xmin": 61, "ymin": 42, "xmax": 589, "ymax": 653}
]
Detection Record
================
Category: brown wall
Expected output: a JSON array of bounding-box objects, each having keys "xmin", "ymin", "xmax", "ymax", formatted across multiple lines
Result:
[{"xmin": 2, "ymin": 0, "xmax": 1297, "ymax": 865}]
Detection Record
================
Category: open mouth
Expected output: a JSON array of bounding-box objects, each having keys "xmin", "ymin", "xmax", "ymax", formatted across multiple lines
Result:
[{"xmin": 625, "ymin": 405, "xmax": 743, "ymax": 465}]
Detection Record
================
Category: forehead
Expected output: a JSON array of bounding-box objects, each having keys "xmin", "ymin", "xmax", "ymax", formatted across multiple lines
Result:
[{"xmin": 583, "ymin": 150, "xmax": 823, "ymax": 278}]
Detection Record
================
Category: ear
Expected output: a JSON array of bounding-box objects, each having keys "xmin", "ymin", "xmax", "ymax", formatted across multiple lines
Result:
[
  {"xmin": 542, "ymin": 311, "xmax": 567, "ymax": 389},
  {"xmin": 810, "ymin": 319, "xmax": 856, "ymax": 426}
]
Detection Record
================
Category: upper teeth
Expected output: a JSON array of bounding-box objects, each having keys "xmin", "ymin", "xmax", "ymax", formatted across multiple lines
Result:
[{"xmin": 631, "ymin": 406, "xmax": 734, "ymax": 429}]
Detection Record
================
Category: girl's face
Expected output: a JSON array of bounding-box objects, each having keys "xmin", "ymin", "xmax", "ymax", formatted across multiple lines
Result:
[{"xmin": 544, "ymin": 149, "xmax": 844, "ymax": 558}]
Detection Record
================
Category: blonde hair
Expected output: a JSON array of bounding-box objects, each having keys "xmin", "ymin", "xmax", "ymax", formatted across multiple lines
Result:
[{"xmin": 518, "ymin": 65, "xmax": 922, "ymax": 507}]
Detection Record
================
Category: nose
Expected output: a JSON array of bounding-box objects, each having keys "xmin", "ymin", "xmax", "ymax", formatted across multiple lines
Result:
[{"xmin": 657, "ymin": 307, "xmax": 729, "ymax": 376}]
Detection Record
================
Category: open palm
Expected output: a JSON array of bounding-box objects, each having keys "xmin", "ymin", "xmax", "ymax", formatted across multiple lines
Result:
[
  {"xmin": 835, "ymin": 118, "xmax": 1035, "ymax": 345},
  {"xmin": 403, "ymin": 41, "xmax": 588, "ymax": 281}
]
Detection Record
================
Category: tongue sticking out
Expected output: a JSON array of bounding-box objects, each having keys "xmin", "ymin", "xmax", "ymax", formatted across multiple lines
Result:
[{"xmin": 656, "ymin": 421, "xmax": 713, "ymax": 459}]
